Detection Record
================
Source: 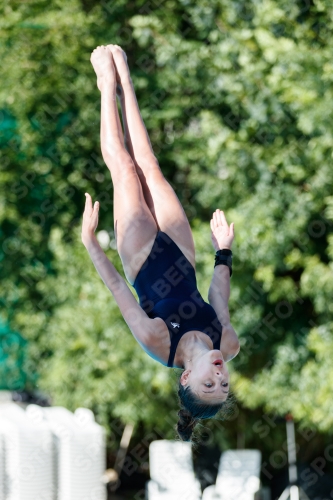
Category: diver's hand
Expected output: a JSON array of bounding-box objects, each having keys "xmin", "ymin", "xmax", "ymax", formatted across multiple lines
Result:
[
  {"xmin": 210, "ymin": 209, "xmax": 234, "ymax": 251},
  {"xmin": 82, "ymin": 193, "xmax": 100, "ymax": 247}
]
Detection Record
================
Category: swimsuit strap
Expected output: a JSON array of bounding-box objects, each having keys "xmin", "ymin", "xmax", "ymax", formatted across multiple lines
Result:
[{"xmin": 167, "ymin": 333, "xmax": 180, "ymax": 368}]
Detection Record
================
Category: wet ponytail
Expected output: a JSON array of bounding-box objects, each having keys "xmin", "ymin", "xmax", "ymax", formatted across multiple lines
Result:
[
  {"xmin": 177, "ymin": 408, "xmax": 198, "ymax": 442},
  {"xmin": 176, "ymin": 381, "xmax": 224, "ymax": 442}
]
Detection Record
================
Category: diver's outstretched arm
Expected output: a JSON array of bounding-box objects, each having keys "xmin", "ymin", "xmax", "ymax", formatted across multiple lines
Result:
[
  {"xmin": 208, "ymin": 265, "xmax": 231, "ymax": 326},
  {"xmin": 82, "ymin": 193, "xmax": 156, "ymax": 346},
  {"xmin": 208, "ymin": 209, "xmax": 234, "ymax": 324},
  {"xmin": 208, "ymin": 264, "xmax": 240, "ymax": 360},
  {"xmin": 208, "ymin": 209, "xmax": 239, "ymax": 358}
]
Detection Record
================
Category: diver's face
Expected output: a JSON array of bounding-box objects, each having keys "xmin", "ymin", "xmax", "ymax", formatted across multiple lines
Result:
[{"xmin": 180, "ymin": 350, "xmax": 229, "ymax": 403}]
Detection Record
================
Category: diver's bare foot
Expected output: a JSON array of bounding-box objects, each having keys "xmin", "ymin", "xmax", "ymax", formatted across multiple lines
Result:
[
  {"xmin": 107, "ymin": 44, "xmax": 131, "ymax": 85},
  {"xmin": 90, "ymin": 45, "xmax": 116, "ymax": 91}
]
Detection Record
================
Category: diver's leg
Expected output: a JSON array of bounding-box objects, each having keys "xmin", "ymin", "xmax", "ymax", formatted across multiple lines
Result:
[
  {"xmin": 91, "ymin": 45, "xmax": 157, "ymax": 283},
  {"xmin": 109, "ymin": 44, "xmax": 195, "ymax": 268}
]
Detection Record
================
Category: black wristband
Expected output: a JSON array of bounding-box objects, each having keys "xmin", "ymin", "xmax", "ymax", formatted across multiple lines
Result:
[{"xmin": 214, "ymin": 249, "xmax": 233, "ymax": 276}]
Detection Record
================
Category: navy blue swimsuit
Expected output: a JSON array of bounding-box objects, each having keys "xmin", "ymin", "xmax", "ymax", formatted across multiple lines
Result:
[{"xmin": 132, "ymin": 231, "xmax": 223, "ymax": 367}]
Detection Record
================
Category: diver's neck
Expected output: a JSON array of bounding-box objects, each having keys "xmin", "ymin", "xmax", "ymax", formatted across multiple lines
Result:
[{"xmin": 176, "ymin": 331, "xmax": 212, "ymax": 369}]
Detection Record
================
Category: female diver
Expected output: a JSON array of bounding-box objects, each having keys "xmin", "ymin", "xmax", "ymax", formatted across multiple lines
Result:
[{"xmin": 81, "ymin": 45, "xmax": 240, "ymax": 441}]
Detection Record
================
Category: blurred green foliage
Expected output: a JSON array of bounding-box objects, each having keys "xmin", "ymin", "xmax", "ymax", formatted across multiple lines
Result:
[
  {"xmin": 0, "ymin": 319, "xmax": 30, "ymax": 390},
  {"xmin": 1, "ymin": 0, "xmax": 333, "ymax": 453}
]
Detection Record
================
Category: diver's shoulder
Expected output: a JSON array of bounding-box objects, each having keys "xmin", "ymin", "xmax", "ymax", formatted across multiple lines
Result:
[
  {"xmin": 221, "ymin": 323, "xmax": 240, "ymax": 362},
  {"xmin": 141, "ymin": 317, "xmax": 171, "ymax": 365}
]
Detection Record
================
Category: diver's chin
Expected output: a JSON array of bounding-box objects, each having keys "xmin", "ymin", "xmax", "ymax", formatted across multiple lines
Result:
[{"xmin": 209, "ymin": 349, "xmax": 223, "ymax": 359}]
